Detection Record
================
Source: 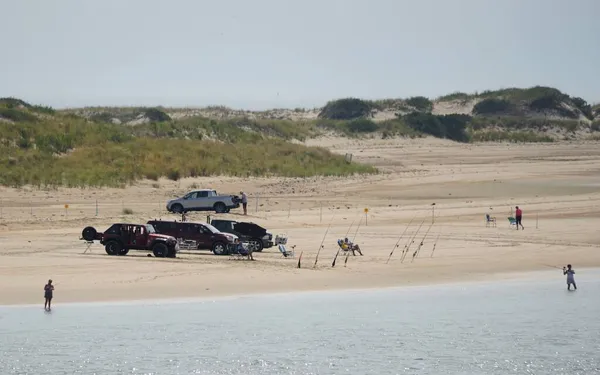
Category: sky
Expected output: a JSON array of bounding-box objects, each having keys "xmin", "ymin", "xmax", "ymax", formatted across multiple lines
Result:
[{"xmin": 2, "ymin": 0, "xmax": 599, "ymax": 110}]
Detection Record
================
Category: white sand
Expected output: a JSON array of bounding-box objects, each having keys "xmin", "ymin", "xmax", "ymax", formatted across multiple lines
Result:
[{"xmin": 1, "ymin": 138, "xmax": 600, "ymax": 305}]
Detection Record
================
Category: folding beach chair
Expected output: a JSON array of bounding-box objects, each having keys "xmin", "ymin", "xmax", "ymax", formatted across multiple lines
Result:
[
  {"xmin": 337, "ymin": 239, "xmax": 351, "ymax": 254},
  {"xmin": 507, "ymin": 216, "xmax": 517, "ymax": 228},
  {"xmin": 229, "ymin": 242, "xmax": 253, "ymax": 260},
  {"xmin": 485, "ymin": 214, "xmax": 497, "ymax": 227},
  {"xmin": 278, "ymin": 244, "xmax": 295, "ymax": 258}
]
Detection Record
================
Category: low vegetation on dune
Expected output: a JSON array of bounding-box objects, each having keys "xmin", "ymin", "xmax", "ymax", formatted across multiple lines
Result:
[
  {"xmin": 0, "ymin": 99, "xmax": 375, "ymax": 188},
  {"xmin": 1, "ymin": 86, "xmax": 598, "ymax": 187}
]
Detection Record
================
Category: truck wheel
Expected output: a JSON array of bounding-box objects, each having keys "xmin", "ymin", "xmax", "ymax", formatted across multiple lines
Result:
[
  {"xmin": 249, "ymin": 238, "xmax": 264, "ymax": 252},
  {"xmin": 214, "ymin": 202, "xmax": 226, "ymax": 213},
  {"xmin": 212, "ymin": 241, "xmax": 226, "ymax": 255},
  {"xmin": 152, "ymin": 242, "xmax": 168, "ymax": 257},
  {"xmin": 171, "ymin": 204, "xmax": 184, "ymax": 214},
  {"xmin": 82, "ymin": 226, "xmax": 97, "ymax": 241},
  {"xmin": 105, "ymin": 240, "xmax": 121, "ymax": 256},
  {"xmin": 118, "ymin": 248, "xmax": 130, "ymax": 256},
  {"xmin": 166, "ymin": 247, "xmax": 177, "ymax": 258}
]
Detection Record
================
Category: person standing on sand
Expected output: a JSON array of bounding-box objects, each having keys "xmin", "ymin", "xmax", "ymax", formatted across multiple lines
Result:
[
  {"xmin": 515, "ymin": 206, "xmax": 524, "ymax": 230},
  {"xmin": 563, "ymin": 264, "xmax": 577, "ymax": 290},
  {"xmin": 44, "ymin": 279, "xmax": 54, "ymax": 311},
  {"xmin": 240, "ymin": 191, "xmax": 248, "ymax": 215}
]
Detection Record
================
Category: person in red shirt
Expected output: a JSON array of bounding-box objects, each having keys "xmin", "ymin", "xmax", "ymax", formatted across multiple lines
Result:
[{"xmin": 515, "ymin": 206, "xmax": 524, "ymax": 230}]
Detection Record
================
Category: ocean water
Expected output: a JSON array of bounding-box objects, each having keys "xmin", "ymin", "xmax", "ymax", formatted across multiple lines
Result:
[{"xmin": 1, "ymin": 270, "xmax": 599, "ymax": 375}]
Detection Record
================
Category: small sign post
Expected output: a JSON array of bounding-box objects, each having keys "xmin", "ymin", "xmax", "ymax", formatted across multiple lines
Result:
[{"xmin": 364, "ymin": 208, "xmax": 369, "ymax": 226}]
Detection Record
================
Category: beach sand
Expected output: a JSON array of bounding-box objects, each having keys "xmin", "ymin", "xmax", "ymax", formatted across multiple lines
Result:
[{"xmin": 1, "ymin": 138, "xmax": 600, "ymax": 305}]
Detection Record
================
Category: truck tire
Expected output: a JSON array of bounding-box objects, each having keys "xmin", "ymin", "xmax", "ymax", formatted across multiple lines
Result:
[
  {"xmin": 212, "ymin": 241, "xmax": 226, "ymax": 255},
  {"xmin": 170, "ymin": 204, "xmax": 184, "ymax": 214},
  {"xmin": 166, "ymin": 246, "xmax": 177, "ymax": 258},
  {"xmin": 118, "ymin": 248, "xmax": 130, "ymax": 256},
  {"xmin": 152, "ymin": 242, "xmax": 168, "ymax": 257},
  {"xmin": 248, "ymin": 238, "xmax": 264, "ymax": 252},
  {"xmin": 105, "ymin": 240, "xmax": 122, "ymax": 256},
  {"xmin": 82, "ymin": 226, "xmax": 97, "ymax": 241},
  {"xmin": 214, "ymin": 202, "xmax": 226, "ymax": 213}
]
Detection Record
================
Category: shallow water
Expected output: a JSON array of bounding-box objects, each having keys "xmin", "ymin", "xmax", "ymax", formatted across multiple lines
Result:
[{"xmin": 1, "ymin": 269, "xmax": 599, "ymax": 375}]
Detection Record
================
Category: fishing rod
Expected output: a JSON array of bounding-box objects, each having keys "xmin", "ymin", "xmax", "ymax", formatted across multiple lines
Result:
[
  {"xmin": 332, "ymin": 214, "xmax": 359, "ymax": 267},
  {"xmin": 386, "ymin": 212, "xmax": 418, "ymax": 264},
  {"xmin": 400, "ymin": 219, "xmax": 425, "ymax": 263},
  {"xmin": 430, "ymin": 227, "xmax": 442, "ymax": 258},
  {"xmin": 542, "ymin": 264, "xmax": 563, "ymax": 269},
  {"xmin": 314, "ymin": 212, "xmax": 336, "ymax": 269},
  {"xmin": 411, "ymin": 220, "xmax": 435, "ymax": 263}
]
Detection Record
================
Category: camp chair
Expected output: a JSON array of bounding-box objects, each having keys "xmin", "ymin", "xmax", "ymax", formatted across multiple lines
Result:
[
  {"xmin": 508, "ymin": 216, "xmax": 517, "ymax": 227},
  {"xmin": 275, "ymin": 235, "xmax": 288, "ymax": 245},
  {"xmin": 337, "ymin": 239, "xmax": 352, "ymax": 255},
  {"xmin": 278, "ymin": 244, "xmax": 295, "ymax": 258},
  {"xmin": 485, "ymin": 214, "xmax": 497, "ymax": 227},
  {"xmin": 229, "ymin": 242, "xmax": 253, "ymax": 260}
]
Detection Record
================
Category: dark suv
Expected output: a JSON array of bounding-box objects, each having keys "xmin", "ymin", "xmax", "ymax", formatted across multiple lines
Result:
[
  {"xmin": 81, "ymin": 223, "xmax": 178, "ymax": 258},
  {"xmin": 147, "ymin": 220, "xmax": 238, "ymax": 255},
  {"xmin": 209, "ymin": 219, "xmax": 273, "ymax": 252}
]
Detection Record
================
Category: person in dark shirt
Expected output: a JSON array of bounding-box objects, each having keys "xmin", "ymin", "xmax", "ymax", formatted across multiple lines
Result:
[{"xmin": 44, "ymin": 279, "xmax": 54, "ymax": 311}]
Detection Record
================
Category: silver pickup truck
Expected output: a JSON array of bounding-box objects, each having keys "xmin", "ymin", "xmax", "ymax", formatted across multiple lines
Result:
[{"xmin": 166, "ymin": 189, "xmax": 241, "ymax": 214}]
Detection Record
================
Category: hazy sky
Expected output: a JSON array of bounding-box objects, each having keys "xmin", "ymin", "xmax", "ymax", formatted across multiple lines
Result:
[{"xmin": 2, "ymin": 0, "xmax": 599, "ymax": 109}]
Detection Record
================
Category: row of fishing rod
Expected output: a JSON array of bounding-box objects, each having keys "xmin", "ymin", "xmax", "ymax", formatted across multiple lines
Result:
[{"xmin": 298, "ymin": 210, "xmax": 442, "ymax": 269}]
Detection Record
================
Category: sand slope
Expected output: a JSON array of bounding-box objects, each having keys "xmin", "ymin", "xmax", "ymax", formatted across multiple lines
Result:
[{"xmin": 1, "ymin": 138, "xmax": 600, "ymax": 305}]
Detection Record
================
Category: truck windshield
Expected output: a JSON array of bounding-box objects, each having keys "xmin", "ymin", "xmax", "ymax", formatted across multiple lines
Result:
[
  {"xmin": 145, "ymin": 224, "xmax": 156, "ymax": 233},
  {"xmin": 203, "ymin": 223, "xmax": 220, "ymax": 234}
]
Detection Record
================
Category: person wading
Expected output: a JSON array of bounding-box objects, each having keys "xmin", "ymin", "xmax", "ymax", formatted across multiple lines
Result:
[
  {"xmin": 515, "ymin": 206, "xmax": 524, "ymax": 230},
  {"xmin": 44, "ymin": 279, "xmax": 54, "ymax": 311},
  {"xmin": 563, "ymin": 264, "xmax": 577, "ymax": 290}
]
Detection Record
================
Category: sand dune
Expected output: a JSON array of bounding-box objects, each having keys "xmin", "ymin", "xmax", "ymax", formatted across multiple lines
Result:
[{"xmin": 1, "ymin": 138, "xmax": 600, "ymax": 306}]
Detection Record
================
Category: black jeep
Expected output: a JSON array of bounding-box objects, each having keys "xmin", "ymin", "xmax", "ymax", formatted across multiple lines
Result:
[{"xmin": 209, "ymin": 219, "xmax": 273, "ymax": 252}]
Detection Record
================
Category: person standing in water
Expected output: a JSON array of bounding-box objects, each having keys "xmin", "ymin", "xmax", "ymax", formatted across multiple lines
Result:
[
  {"xmin": 515, "ymin": 206, "xmax": 524, "ymax": 230},
  {"xmin": 563, "ymin": 265, "xmax": 576, "ymax": 290},
  {"xmin": 44, "ymin": 279, "xmax": 54, "ymax": 311}
]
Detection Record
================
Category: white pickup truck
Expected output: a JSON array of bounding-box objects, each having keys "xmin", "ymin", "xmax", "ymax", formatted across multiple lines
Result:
[{"xmin": 166, "ymin": 189, "xmax": 241, "ymax": 214}]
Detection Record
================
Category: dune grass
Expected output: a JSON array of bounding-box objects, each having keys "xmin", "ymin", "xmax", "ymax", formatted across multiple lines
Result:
[{"xmin": 0, "ymin": 112, "xmax": 376, "ymax": 188}]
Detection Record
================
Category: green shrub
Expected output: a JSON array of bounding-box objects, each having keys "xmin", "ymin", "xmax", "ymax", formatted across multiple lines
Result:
[
  {"xmin": 143, "ymin": 108, "xmax": 171, "ymax": 122},
  {"xmin": 0, "ymin": 97, "xmax": 31, "ymax": 109},
  {"xmin": 402, "ymin": 112, "xmax": 469, "ymax": 142},
  {"xmin": 528, "ymin": 91, "xmax": 577, "ymax": 118},
  {"xmin": 122, "ymin": 208, "xmax": 134, "ymax": 215},
  {"xmin": 472, "ymin": 98, "xmax": 514, "ymax": 115},
  {"xmin": 318, "ymin": 98, "xmax": 372, "ymax": 120},
  {"xmin": 0, "ymin": 108, "xmax": 38, "ymax": 122},
  {"xmin": 405, "ymin": 96, "xmax": 433, "ymax": 112},
  {"xmin": 571, "ymin": 97, "xmax": 593, "ymax": 120}
]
